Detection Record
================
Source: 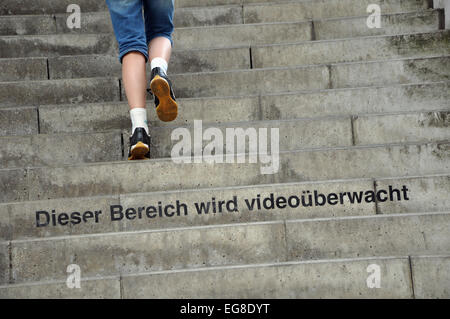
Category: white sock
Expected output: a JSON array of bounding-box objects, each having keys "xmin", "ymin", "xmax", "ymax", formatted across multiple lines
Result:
[
  {"xmin": 151, "ymin": 57, "xmax": 168, "ymax": 74},
  {"xmin": 130, "ymin": 108, "xmax": 149, "ymax": 135}
]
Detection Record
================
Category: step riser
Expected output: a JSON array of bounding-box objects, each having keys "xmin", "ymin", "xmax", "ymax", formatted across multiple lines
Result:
[
  {"xmin": 1, "ymin": 175, "xmax": 448, "ymax": 241},
  {"xmin": 2, "ymin": 0, "xmax": 428, "ymax": 15},
  {"xmin": 245, "ymin": 0, "xmax": 430, "ymax": 24},
  {"xmin": 168, "ymin": 57, "xmax": 449, "ymax": 98},
  {"xmin": 315, "ymin": 11, "xmax": 440, "ymax": 40},
  {"xmin": 142, "ymin": 118, "xmax": 353, "ymax": 159},
  {"xmin": 0, "ymin": 57, "xmax": 47, "ymax": 82},
  {"xmin": 46, "ymin": 48, "xmax": 251, "ymax": 79},
  {"xmin": 286, "ymin": 213, "xmax": 450, "ymax": 260},
  {"xmin": 0, "ymin": 11, "xmax": 440, "ymax": 58},
  {"xmin": 253, "ymin": 31, "xmax": 450, "ymax": 69},
  {"xmin": 0, "ymin": 132, "xmax": 123, "ymax": 169},
  {"xmin": 0, "ymin": 180, "xmax": 376, "ymax": 241},
  {"xmin": 10, "ymin": 222, "xmax": 287, "ymax": 283},
  {"xmin": 411, "ymin": 256, "xmax": 450, "ymax": 298},
  {"xmin": 0, "ymin": 34, "xmax": 117, "ymax": 59},
  {"xmin": 0, "ymin": 0, "xmax": 107, "ymax": 15},
  {"xmin": 6, "ymin": 109, "xmax": 448, "ymax": 170},
  {"xmin": 172, "ymin": 11, "xmax": 441, "ymax": 50},
  {"xmin": 121, "ymin": 258, "xmax": 414, "ymax": 299},
  {"xmin": 2, "ymin": 256, "xmax": 448, "ymax": 299},
  {"xmin": 0, "ymin": 78, "xmax": 120, "ymax": 108},
  {"xmin": 0, "ymin": 57, "xmax": 447, "ymax": 108},
  {"xmin": 0, "ymin": 243, "xmax": 8, "ymax": 285},
  {"xmin": 330, "ymin": 57, "xmax": 450, "ymax": 89},
  {"xmin": 6, "ymin": 213, "xmax": 449, "ymax": 284},
  {"xmin": 132, "ymin": 112, "xmax": 449, "ymax": 159},
  {"xmin": 0, "ymin": 107, "xmax": 38, "ymax": 136},
  {"xmin": 377, "ymin": 176, "xmax": 450, "ymax": 214},
  {"xmin": 18, "ymin": 82, "xmax": 448, "ymax": 136},
  {"xmin": 50, "ymin": 8, "xmax": 245, "ymax": 35},
  {"xmin": 0, "ymin": 0, "xmax": 246, "ymax": 15},
  {"xmin": 4, "ymin": 32, "xmax": 442, "ymax": 80},
  {"xmin": 261, "ymin": 82, "xmax": 450, "ymax": 121},
  {"xmin": 37, "ymin": 97, "xmax": 260, "ymax": 135},
  {"xmin": 0, "ymin": 278, "xmax": 120, "ymax": 299},
  {"xmin": 353, "ymin": 111, "xmax": 450, "ymax": 145},
  {"xmin": 0, "ymin": 142, "xmax": 448, "ymax": 203}
]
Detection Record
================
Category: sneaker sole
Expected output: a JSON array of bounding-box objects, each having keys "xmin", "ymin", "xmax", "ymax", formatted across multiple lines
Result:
[
  {"xmin": 151, "ymin": 75, "xmax": 178, "ymax": 122},
  {"xmin": 128, "ymin": 141, "xmax": 150, "ymax": 161}
]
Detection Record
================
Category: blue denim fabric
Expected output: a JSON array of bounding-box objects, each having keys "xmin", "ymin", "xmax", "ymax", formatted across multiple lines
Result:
[{"xmin": 106, "ymin": 0, "xmax": 174, "ymax": 63}]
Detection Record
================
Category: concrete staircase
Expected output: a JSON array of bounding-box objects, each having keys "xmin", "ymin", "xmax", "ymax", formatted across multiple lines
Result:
[{"xmin": 0, "ymin": 0, "xmax": 449, "ymax": 298}]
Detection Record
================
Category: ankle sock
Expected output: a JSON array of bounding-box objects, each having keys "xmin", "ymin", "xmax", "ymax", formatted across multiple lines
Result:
[
  {"xmin": 150, "ymin": 57, "xmax": 168, "ymax": 74},
  {"xmin": 130, "ymin": 108, "xmax": 149, "ymax": 135}
]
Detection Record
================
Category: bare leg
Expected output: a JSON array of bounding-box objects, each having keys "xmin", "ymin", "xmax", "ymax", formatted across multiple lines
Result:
[
  {"xmin": 122, "ymin": 36, "xmax": 171, "ymax": 111},
  {"xmin": 148, "ymin": 36, "xmax": 172, "ymax": 63},
  {"xmin": 148, "ymin": 36, "xmax": 178, "ymax": 122},
  {"xmin": 122, "ymin": 51, "xmax": 147, "ymax": 110}
]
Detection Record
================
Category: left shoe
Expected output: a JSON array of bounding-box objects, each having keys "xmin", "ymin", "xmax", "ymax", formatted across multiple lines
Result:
[
  {"xmin": 149, "ymin": 67, "xmax": 178, "ymax": 122},
  {"xmin": 128, "ymin": 127, "xmax": 151, "ymax": 160}
]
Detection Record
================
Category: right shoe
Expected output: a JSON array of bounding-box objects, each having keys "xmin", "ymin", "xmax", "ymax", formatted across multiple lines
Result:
[
  {"xmin": 128, "ymin": 127, "xmax": 151, "ymax": 160},
  {"xmin": 149, "ymin": 67, "xmax": 178, "ymax": 122}
]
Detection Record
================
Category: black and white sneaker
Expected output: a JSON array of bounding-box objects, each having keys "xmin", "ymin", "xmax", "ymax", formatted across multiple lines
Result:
[
  {"xmin": 149, "ymin": 67, "xmax": 178, "ymax": 122},
  {"xmin": 128, "ymin": 127, "xmax": 151, "ymax": 160}
]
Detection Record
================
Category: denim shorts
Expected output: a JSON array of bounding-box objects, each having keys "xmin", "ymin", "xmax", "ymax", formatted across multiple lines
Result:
[{"xmin": 106, "ymin": 0, "xmax": 174, "ymax": 63}]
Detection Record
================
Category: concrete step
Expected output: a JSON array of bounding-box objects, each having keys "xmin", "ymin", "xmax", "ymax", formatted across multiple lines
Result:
[
  {"xmin": 0, "ymin": 77, "xmax": 120, "ymax": 108},
  {"xmin": 314, "ymin": 10, "xmax": 441, "ymax": 40},
  {"xmin": 173, "ymin": 10, "xmax": 441, "ymax": 50},
  {"xmin": 3, "ymin": 109, "xmax": 447, "ymax": 169},
  {"xmin": 353, "ymin": 110, "xmax": 450, "ymax": 145},
  {"xmin": 244, "ymin": 0, "xmax": 430, "ymax": 23},
  {"xmin": 1, "ymin": 255, "xmax": 448, "ymax": 299},
  {"xmin": 1, "ymin": 48, "xmax": 245, "ymax": 81},
  {"xmin": 0, "ymin": 0, "xmax": 107, "ymax": 15},
  {"xmin": 0, "ymin": 34, "xmax": 117, "ymax": 59},
  {"xmin": 2, "ymin": 31, "xmax": 448, "ymax": 82},
  {"xmin": 252, "ymin": 30, "xmax": 450, "ymax": 68},
  {"xmin": 95, "ymin": 255, "xmax": 450, "ymax": 299},
  {"xmin": 411, "ymin": 255, "xmax": 450, "ymax": 298},
  {"xmin": 166, "ymin": 56, "xmax": 450, "ymax": 99},
  {"xmin": 3, "ymin": 211, "xmax": 449, "ymax": 284},
  {"xmin": 0, "ymin": 173, "xmax": 447, "ymax": 240},
  {"xmin": 58, "ymin": 6, "xmax": 245, "ymax": 32},
  {"xmin": 0, "ymin": 0, "xmax": 245, "ymax": 15},
  {"xmin": 0, "ymin": 131, "xmax": 123, "ymax": 169},
  {"xmin": 5, "ymin": 31, "xmax": 441, "ymax": 80},
  {"xmin": 285, "ymin": 212, "xmax": 450, "ymax": 260},
  {"xmin": 0, "ymin": 106, "xmax": 38, "ymax": 136},
  {"xmin": 0, "ymin": 57, "xmax": 48, "ymax": 81},
  {"xmin": 0, "ymin": 10, "xmax": 441, "ymax": 58},
  {"xmin": 0, "ymin": 0, "xmax": 430, "ymax": 15},
  {"xmin": 45, "ymin": 47, "xmax": 251, "ymax": 79},
  {"xmin": 0, "ymin": 0, "xmax": 432, "ymax": 35},
  {"xmin": 140, "ymin": 110, "xmax": 448, "ymax": 158},
  {"xmin": 259, "ymin": 81, "xmax": 450, "ymax": 122},
  {"xmin": 23, "ymin": 82, "xmax": 448, "ymax": 136},
  {"xmin": 143, "ymin": 117, "xmax": 353, "ymax": 159},
  {"xmin": 2, "ymin": 56, "xmax": 446, "ymax": 108},
  {"xmin": 0, "ymin": 141, "xmax": 448, "ymax": 203}
]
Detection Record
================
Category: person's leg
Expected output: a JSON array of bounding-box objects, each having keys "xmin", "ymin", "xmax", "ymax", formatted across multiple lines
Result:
[
  {"xmin": 144, "ymin": 0, "xmax": 178, "ymax": 122},
  {"xmin": 149, "ymin": 36, "xmax": 172, "ymax": 66},
  {"xmin": 106, "ymin": 0, "xmax": 151, "ymax": 160}
]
